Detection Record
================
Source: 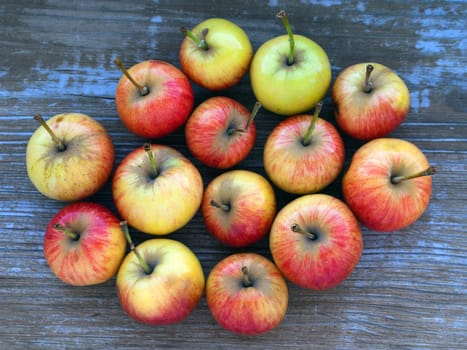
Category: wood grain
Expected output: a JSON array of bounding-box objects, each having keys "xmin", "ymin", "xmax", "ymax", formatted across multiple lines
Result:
[{"xmin": 1, "ymin": 1, "xmax": 466, "ymax": 349}]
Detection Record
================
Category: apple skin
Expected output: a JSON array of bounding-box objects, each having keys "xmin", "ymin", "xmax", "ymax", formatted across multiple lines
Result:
[
  {"xmin": 43, "ymin": 202, "xmax": 127, "ymax": 286},
  {"xmin": 250, "ymin": 34, "xmax": 331, "ymax": 116},
  {"xmin": 115, "ymin": 60, "xmax": 194, "ymax": 138},
  {"xmin": 26, "ymin": 113, "xmax": 114, "ymax": 202},
  {"xmin": 263, "ymin": 114, "xmax": 345, "ymax": 194},
  {"xmin": 202, "ymin": 170, "xmax": 276, "ymax": 247},
  {"xmin": 332, "ymin": 62, "xmax": 410, "ymax": 141},
  {"xmin": 206, "ymin": 252, "xmax": 288, "ymax": 335},
  {"xmin": 116, "ymin": 238, "xmax": 205, "ymax": 325},
  {"xmin": 185, "ymin": 96, "xmax": 256, "ymax": 169},
  {"xmin": 179, "ymin": 18, "xmax": 253, "ymax": 91},
  {"xmin": 342, "ymin": 138, "xmax": 433, "ymax": 232},
  {"xmin": 269, "ymin": 194, "xmax": 363, "ymax": 290},
  {"xmin": 112, "ymin": 144, "xmax": 203, "ymax": 235}
]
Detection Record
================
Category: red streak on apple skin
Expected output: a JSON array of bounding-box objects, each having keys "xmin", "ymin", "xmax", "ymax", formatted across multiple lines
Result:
[{"xmin": 118, "ymin": 276, "xmax": 200, "ymax": 325}]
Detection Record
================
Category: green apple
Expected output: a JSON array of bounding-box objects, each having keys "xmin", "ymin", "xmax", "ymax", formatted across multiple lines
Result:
[{"xmin": 250, "ymin": 10, "xmax": 331, "ymax": 116}]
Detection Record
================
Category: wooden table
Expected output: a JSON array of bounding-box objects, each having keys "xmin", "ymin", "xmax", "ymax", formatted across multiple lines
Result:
[{"xmin": 1, "ymin": 1, "xmax": 465, "ymax": 349}]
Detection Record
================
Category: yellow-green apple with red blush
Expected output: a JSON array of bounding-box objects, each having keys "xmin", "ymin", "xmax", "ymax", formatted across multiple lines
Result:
[
  {"xmin": 112, "ymin": 143, "xmax": 203, "ymax": 235},
  {"xmin": 342, "ymin": 138, "xmax": 436, "ymax": 232},
  {"xmin": 179, "ymin": 18, "xmax": 253, "ymax": 91},
  {"xmin": 116, "ymin": 222, "xmax": 205, "ymax": 325},
  {"xmin": 202, "ymin": 170, "xmax": 276, "ymax": 247},
  {"xmin": 43, "ymin": 202, "xmax": 127, "ymax": 286},
  {"xmin": 206, "ymin": 252, "xmax": 288, "ymax": 335},
  {"xmin": 263, "ymin": 102, "xmax": 345, "ymax": 194},
  {"xmin": 114, "ymin": 58, "xmax": 194, "ymax": 138},
  {"xmin": 26, "ymin": 113, "xmax": 114, "ymax": 202},
  {"xmin": 270, "ymin": 194, "xmax": 363, "ymax": 290},
  {"xmin": 332, "ymin": 62, "xmax": 410, "ymax": 140},
  {"xmin": 185, "ymin": 97, "xmax": 260, "ymax": 169},
  {"xmin": 250, "ymin": 10, "xmax": 331, "ymax": 116}
]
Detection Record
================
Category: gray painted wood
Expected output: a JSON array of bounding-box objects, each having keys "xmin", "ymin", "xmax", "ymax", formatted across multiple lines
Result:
[{"xmin": 1, "ymin": 1, "xmax": 465, "ymax": 349}]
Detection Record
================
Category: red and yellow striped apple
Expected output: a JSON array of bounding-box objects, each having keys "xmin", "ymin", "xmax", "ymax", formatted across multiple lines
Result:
[
  {"xmin": 270, "ymin": 194, "xmax": 363, "ymax": 290},
  {"xmin": 342, "ymin": 138, "xmax": 436, "ymax": 232}
]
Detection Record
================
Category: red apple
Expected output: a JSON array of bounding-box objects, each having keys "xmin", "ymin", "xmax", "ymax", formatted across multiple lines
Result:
[
  {"xmin": 332, "ymin": 62, "xmax": 410, "ymax": 140},
  {"xmin": 114, "ymin": 58, "xmax": 194, "ymax": 138},
  {"xmin": 263, "ymin": 102, "xmax": 345, "ymax": 194},
  {"xmin": 112, "ymin": 143, "xmax": 203, "ymax": 235},
  {"xmin": 206, "ymin": 252, "xmax": 288, "ymax": 335},
  {"xmin": 116, "ymin": 222, "xmax": 205, "ymax": 325},
  {"xmin": 202, "ymin": 170, "xmax": 276, "ymax": 247},
  {"xmin": 250, "ymin": 10, "xmax": 331, "ymax": 116},
  {"xmin": 179, "ymin": 18, "xmax": 253, "ymax": 90},
  {"xmin": 26, "ymin": 113, "xmax": 114, "ymax": 201},
  {"xmin": 342, "ymin": 138, "xmax": 436, "ymax": 232},
  {"xmin": 269, "ymin": 194, "xmax": 363, "ymax": 290},
  {"xmin": 43, "ymin": 202, "xmax": 127, "ymax": 286},
  {"xmin": 185, "ymin": 97, "xmax": 259, "ymax": 169}
]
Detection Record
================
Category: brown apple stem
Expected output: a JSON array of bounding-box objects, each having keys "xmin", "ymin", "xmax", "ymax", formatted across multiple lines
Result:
[
  {"xmin": 181, "ymin": 27, "xmax": 209, "ymax": 50},
  {"xmin": 291, "ymin": 223, "xmax": 318, "ymax": 241},
  {"xmin": 114, "ymin": 58, "xmax": 149, "ymax": 96},
  {"xmin": 34, "ymin": 114, "xmax": 66, "ymax": 152},
  {"xmin": 144, "ymin": 143, "xmax": 158, "ymax": 178},
  {"xmin": 302, "ymin": 101, "xmax": 323, "ymax": 146},
  {"xmin": 391, "ymin": 166, "xmax": 437, "ymax": 184},
  {"xmin": 120, "ymin": 221, "xmax": 152, "ymax": 275},
  {"xmin": 277, "ymin": 10, "xmax": 295, "ymax": 65},
  {"xmin": 243, "ymin": 101, "xmax": 262, "ymax": 131},
  {"xmin": 210, "ymin": 199, "xmax": 231, "ymax": 212},
  {"xmin": 54, "ymin": 223, "xmax": 79, "ymax": 241},
  {"xmin": 364, "ymin": 64, "xmax": 374, "ymax": 93},
  {"xmin": 241, "ymin": 266, "xmax": 254, "ymax": 288}
]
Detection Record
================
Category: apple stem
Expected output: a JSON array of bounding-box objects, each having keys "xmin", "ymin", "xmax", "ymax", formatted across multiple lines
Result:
[
  {"xmin": 210, "ymin": 199, "xmax": 231, "ymax": 212},
  {"xmin": 302, "ymin": 101, "xmax": 323, "ymax": 146},
  {"xmin": 114, "ymin": 57, "xmax": 149, "ymax": 96},
  {"xmin": 144, "ymin": 143, "xmax": 158, "ymax": 178},
  {"xmin": 34, "ymin": 114, "xmax": 66, "ymax": 152},
  {"xmin": 391, "ymin": 166, "xmax": 437, "ymax": 184},
  {"xmin": 181, "ymin": 27, "xmax": 209, "ymax": 50},
  {"xmin": 364, "ymin": 64, "xmax": 374, "ymax": 93},
  {"xmin": 120, "ymin": 221, "xmax": 152, "ymax": 275},
  {"xmin": 241, "ymin": 266, "xmax": 254, "ymax": 288},
  {"xmin": 277, "ymin": 10, "xmax": 295, "ymax": 65},
  {"xmin": 291, "ymin": 223, "xmax": 318, "ymax": 241},
  {"xmin": 54, "ymin": 223, "xmax": 79, "ymax": 241},
  {"xmin": 243, "ymin": 101, "xmax": 262, "ymax": 131}
]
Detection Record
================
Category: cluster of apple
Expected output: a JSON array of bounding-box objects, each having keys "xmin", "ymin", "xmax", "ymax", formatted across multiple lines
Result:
[{"xmin": 25, "ymin": 11, "xmax": 436, "ymax": 336}]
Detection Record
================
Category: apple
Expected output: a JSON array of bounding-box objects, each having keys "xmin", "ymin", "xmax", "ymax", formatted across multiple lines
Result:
[
  {"xmin": 206, "ymin": 252, "xmax": 288, "ymax": 335},
  {"xmin": 185, "ymin": 97, "xmax": 260, "ymax": 169},
  {"xmin": 116, "ymin": 222, "xmax": 205, "ymax": 325},
  {"xmin": 342, "ymin": 138, "xmax": 436, "ymax": 232},
  {"xmin": 179, "ymin": 18, "xmax": 253, "ymax": 90},
  {"xmin": 269, "ymin": 194, "xmax": 363, "ymax": 290},
  {"xmin": 112, "ymin": 143, "xmax": 203, "ymax": 235},
  {"xmin": 331, "ymin": 62, "xmax": 410, "ymax": 140},
  {"xmin": 43, "ymin": 202, "xmax": 127, "ymax": 286},
  {"xmin": 263, "ymin": 101, "xmax": 345, "ymax": 194},
  {"xmin": 26, "ymin": 113, "xmax": 114, "ymax": 202},
  {"xmin": 250, "ymin": 10, "xmax": 331, "ymax": 116},
  {"xmin": 202, "ymin": 170, "xmax": 276, "ymax": 247},
  {"xmin": 114, "ymin": 58, "xmax": 194, "ymax": 138}
]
